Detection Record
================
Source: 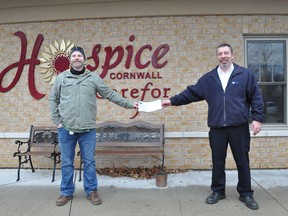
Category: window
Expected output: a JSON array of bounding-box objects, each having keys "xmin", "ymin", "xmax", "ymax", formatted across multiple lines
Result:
[{"xmin": 244, "ymin": 37, "xmax": 287, "ymax": 125}]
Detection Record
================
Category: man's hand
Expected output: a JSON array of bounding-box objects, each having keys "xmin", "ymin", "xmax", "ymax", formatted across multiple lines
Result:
[
  {"xmin": 251, "ymin": 120, "xmax": 262, "ymax": 135},
  {"xmin": 133, "ymin": 102, "xmax": 139, "ymax": 109},
  {"xmin": 161, "ymin": 99, "xmax": 171, "ymax": 108}
]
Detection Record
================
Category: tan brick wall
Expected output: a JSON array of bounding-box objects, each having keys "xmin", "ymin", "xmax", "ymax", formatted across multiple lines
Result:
[{"xmin": 1, "ymin": 15, "xmax": 288, "ymax": 170}]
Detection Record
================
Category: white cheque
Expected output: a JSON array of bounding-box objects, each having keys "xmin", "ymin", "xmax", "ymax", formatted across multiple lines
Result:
[{"xmin": 138, "ymin": 99, "xmax": 162, "ymax": 112}]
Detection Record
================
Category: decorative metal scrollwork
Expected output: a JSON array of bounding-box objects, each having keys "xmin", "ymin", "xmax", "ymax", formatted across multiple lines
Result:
[
  {"xmin": 33, "ymin": 129, "xmax": 58, "ymax": 143},
  {"xmin": 97, "ymin": 125, "xmax": 160, "ymax": 142}
]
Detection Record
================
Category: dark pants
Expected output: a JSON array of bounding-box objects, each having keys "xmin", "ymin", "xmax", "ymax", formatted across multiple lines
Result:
[{"xmin": 209, "ymin": 123, "xmax": 253, "ymax": 197}]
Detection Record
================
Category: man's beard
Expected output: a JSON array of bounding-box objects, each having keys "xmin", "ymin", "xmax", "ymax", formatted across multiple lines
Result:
[
  {"xmin": 220, "ymin": 59, "xmax": 230, "ymax": 68},
  {"xmin": 71, "ymin": 61, "xmax": 84, "ymax": 70}
]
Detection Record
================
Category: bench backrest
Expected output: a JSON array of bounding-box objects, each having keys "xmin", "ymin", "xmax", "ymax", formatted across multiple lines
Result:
[
  {"xmin": 29, "ymin": 126, "xmax": 58, "ymax": 148},
  {"xmin": 96, "ymin": 121, "xmax": 164, "ymax": 147}
]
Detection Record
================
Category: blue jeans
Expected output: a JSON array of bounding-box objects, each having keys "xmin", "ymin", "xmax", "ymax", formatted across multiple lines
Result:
[{"xmin": 57, "ymin": 127, "xmax": 98, "ymax": 196}]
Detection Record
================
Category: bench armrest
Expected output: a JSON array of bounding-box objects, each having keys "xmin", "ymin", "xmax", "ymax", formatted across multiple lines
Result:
[
  {"xmin": 52, "ymin": 140, "xmax": 59, "ymax": 152},
  {"xmin": 14, "ymin": 139, "xmax": 30, "ymax": 156}
]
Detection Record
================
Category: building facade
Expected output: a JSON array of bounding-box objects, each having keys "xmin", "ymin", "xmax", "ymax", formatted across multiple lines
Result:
[{"xmin": 0, "ymin": 0, "xmax": 288, "ymax": 170}]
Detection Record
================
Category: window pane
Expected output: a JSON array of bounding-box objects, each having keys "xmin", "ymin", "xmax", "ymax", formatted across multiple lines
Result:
[
  {"xmin": 259, "ymin": 85, "xmax": 285, "ymax": 123},
  {"xmin": 246, "ymin": 39, "xmax": 286, "ymax": 124},
  {"xmin": 247, "ymin": 41, "xmax": 286, "ymax": 82}
]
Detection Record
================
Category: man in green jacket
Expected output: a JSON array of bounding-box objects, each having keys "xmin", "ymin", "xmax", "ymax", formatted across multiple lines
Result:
[{"xmin": 49, "ymin": 46, "xmax": 138, "ymax": 206}]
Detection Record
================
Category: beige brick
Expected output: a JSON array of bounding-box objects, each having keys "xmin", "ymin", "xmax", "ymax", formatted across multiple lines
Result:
[{"xmin": 1, "ymin": 15, "xmax": 288, "ymax": 170}]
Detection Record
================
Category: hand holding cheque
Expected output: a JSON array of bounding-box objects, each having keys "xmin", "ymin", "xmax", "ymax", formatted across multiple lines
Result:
[{"xmin": 138, "ymin": 99, "xmax": 163, "ymax": 112}]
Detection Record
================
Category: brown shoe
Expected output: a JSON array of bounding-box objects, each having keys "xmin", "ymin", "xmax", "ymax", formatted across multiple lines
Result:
[
  {"xmin": 56, "ymin": 195, "xmax": 73, "ymax": 206},
  {"xmin": 87, "ymin": 191, "xmax": 102, "ymax": 205}
]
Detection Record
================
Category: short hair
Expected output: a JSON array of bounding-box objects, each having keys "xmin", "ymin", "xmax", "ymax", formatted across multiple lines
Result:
[{"xmin": 216, "ymin": 43, "xmax": 233, "ymax": 54}]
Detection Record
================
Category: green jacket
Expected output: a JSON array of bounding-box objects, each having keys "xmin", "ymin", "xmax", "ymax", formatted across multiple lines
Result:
[{"xmin": 49, "ymin": 69, "xmax": 134, "ymax": 132}]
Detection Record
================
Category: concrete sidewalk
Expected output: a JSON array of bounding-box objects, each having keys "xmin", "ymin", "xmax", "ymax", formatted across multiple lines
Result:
[{"xmin": 0, "ymin": 169, "xmax": 287, "ymax": 216}]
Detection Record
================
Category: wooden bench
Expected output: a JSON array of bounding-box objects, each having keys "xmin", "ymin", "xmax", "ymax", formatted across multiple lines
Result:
[
  {"xmin": 13, "ymin": 125, "xmax": 60, "ymax": 182},
  {"xmin": 77, "ymin": 121, "xmax": 165, "ymax": 181}
]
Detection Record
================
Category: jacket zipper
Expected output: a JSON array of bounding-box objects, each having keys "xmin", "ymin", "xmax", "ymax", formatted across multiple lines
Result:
[
  {"xmin": 223, "ymin": 73, "xmax": 237, "ymax": 126},
  {"xmin": 223, "ymin": 95, "xmax": 226, "ymax": 126},
  {"xmin": 212, "ymin": 75, "xmax": 226, "ymax": 126}
]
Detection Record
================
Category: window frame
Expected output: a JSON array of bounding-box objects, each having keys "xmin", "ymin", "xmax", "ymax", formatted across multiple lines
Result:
[{"xmin": 244, "ymin": 35, "xmax": 288, "ymax": 130}]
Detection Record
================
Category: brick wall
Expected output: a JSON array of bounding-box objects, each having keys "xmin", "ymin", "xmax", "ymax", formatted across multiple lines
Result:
[{"xmin": 1, "ymin": 15, "xmax": 288, "ymax": 170}]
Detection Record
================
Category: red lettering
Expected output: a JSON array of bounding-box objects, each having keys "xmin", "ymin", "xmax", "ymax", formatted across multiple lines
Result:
[
  {"xmin": 130, "ymin": 88, "xmax": 139, "ymax": 98},
  {"xmin": 151, "ymin": 88, "xmax": 161, "ymax": 97},
  {"xmin": 86, "ymin": 35, "xmax": 169, "ymax": 79},
  {"xmin": 123, "ymin": 72, "xmax": 129, "ymax": 79},
  {"xmin": 96, "ymin": 92, "xmax": 103, "ymax": 99},
  {"xmin": 163, "ymin": 87, "xmax": 171, "ymax": 98},
  {"xmin": 137, "ymin": 72, "xmax": 145, "ymax": 79},
  {"xmin": 125, "ymin": 35, "xmax": 135, "ymax": 69},
  {"xmin": 110, "ymin": 73, "xmax": 115, "ymax": 79},
  {"xmin": 135, "ymin": 45, "xmax": 152, "ymax": 69},
  {"xmin": 152, "ymin": 44, "xmax": 169, "ymax": 68},
  {"xmin": 101, "ymin": 46, "xmax": 124, "ymax": 78},
  {"xmin": 86, "ymin": 44, "xmax": 101, "ymax": 73},
  {"xmin": 120, "ymin": 88, "xmax": 128, "ymax": 97},
  {"xmin": 0, "ymin": 31, "xmax": 45, "ymax": 99},
  {"xmin": 1, "ymin": 32, "xmax": 170, "ymax": 106},
  {"xmin": 145, "ymin": 73, "xmax": 151, "ymax": 79}
]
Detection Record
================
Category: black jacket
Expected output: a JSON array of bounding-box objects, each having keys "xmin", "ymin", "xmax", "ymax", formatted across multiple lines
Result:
[{"xmin": 170, "ymin": 64, "xmax": 264, "ymax": 128}]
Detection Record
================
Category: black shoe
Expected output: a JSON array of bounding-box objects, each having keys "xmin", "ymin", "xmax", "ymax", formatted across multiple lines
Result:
[
  {"xmin": 206, "ymin": 192, "xmax": 226, "ymax": 204},
  {"xmin": 239, "ymin": 196, "xmax": 259, "ymax": 210}
]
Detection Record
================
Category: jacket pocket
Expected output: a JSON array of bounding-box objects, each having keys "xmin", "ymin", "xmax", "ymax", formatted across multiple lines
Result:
[
  {"xmin": 61, "ymin": 82, "xmax": 73, "ymax": 95},
  {"xmin": 80, "ymin": 82, "xmax": 95, "ymax": 96}
]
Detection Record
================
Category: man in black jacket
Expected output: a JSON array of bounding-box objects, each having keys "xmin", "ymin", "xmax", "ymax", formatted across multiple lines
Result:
[{"xmin": 162, "ymin": 43, "xmax": 264, "ymax": 210}]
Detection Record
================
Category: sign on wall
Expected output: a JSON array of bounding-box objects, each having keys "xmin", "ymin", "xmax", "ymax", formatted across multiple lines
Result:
[{"xmin": 0, "ymin": 31, "xmax": 171, "ymax": 118}]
